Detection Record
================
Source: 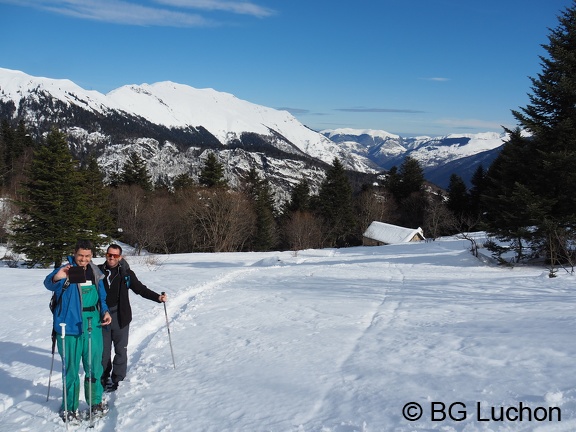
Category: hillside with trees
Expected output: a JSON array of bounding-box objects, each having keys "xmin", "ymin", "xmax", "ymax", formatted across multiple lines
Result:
[{"xmin": 2, "ymin": 119, "xmax": 451, "ymax": 265}]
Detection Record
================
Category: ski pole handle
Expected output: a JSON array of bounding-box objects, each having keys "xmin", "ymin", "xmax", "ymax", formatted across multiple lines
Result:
[
  {"xmin": 60, "ymin": 323, "xmax": 66, "ymax": 338},
  {"xmin": 87, "ymin": 316, "xmax": 92, "ymax": 333}
]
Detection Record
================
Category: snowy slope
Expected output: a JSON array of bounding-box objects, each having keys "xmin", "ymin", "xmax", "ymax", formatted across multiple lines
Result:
[
  {"xmin": 0, "ymin": 67, "xmax": 376, "ymax": 171},
  {"xmin": 1, "ymin": 67, "xmax": 512, "ymax": 185},
  {"xmin": 107, "ymin": 82, "xmax": 328, "ymax": 152},
  {"xmin": 402, "ymin": 132, "xmax": 508, "ymax": 167},
  {"xmin": 106, "ymin": 82, "xmax": 375, "ymax": 171},
  {"xmin": 0, "ymin": 67, "xmax": 119, "ymax": 114},
  {"xmin": 0, "ymin": 235, "xmax": 575, "ymax": 431},
  {"xmin": 323, "ymin": 128, "xmax": 507, "ymax": 169},
  {"xmin": 323, "ymin": 128, "xmax": 509, "ymax": 187},
  {"xmin": 322, "ymin": 128, "xmax": 402, "ymax": 142}
]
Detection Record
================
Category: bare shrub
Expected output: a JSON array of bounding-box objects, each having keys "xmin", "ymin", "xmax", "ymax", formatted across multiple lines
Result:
[
  {"xmin": 186, "ymin": 188, "xmax": 256, "ymax": 252},
  {"xmin": 423, "ymin": 196, "xmax": 455, "ymax": 240},
  {"xmin": 284, "ymin": 211, "xmax": 324, "ymax": 251},
  {"xmin": 111, "ymin": 186, "xmax": 177, "ymax": 255},
  {"xmin": 356, "ymin": 188, "xmax": 397, "ymax": 234}
]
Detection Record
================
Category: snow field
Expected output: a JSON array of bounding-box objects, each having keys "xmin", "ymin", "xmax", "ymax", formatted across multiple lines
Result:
[{"xmin": 0, "ymin": 237, "xmax": 575, "ymax": 431}]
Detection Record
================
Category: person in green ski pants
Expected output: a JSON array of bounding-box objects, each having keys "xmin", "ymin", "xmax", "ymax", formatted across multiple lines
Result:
[{"xmin": 45, "ymin": 240, "xmax": 112, "ymax": 423}]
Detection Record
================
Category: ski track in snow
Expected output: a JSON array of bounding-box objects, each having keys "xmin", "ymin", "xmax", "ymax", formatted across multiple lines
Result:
[
  {"xmin": 129, "ymin": 267, "xmax": 258, "ymax": 368},
  {"xmin": 101, "ymin": 267, "xmax": 259, "ymax": 432},
  {"xmin": 296, "ymin": 262, "xmax": 407, "ymax": 430}
]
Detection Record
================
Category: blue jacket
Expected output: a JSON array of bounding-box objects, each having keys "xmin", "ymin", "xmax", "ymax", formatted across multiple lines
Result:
[{"xmin": 44, "ymin": 256, "xmax": 109, "ymax": 336}]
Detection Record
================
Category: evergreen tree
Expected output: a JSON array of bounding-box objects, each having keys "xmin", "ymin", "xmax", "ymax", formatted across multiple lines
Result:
[
  {"xmin": 384, "ymin": 157, "xmax": 427, "ymax": 228},
  {"xmin": 483, "ymin": 130, "xmax": 534, "ymax": 235},
  {"xmin": 119, "ymin": 151, "xmax": 152, "ymax": 190},
  {"xmin": 468, "ymin": 165, "xmax": 487, "ymax": 218},
  {"xmin": 385, "ymin": 157, "xmax": 425, "ymax": 204},
  {"xmin": 173, "ymin": 173, "xmax": 195, "ymax": 190},
  {"xmin": 80, "ymin": 154, "xmax": 114, "ymax": 241},
  {"xmin": 199, "ymin": 152, "xmax": 227, "ymax": 188},
  {"xmin": 244, "ymin": 169, "xmax": 277, "ymax": 251},
  {"xmin": 398, "ymin": 156, "xmax": 425, "ymax": 200},
  {"xmin": 446, "ymin": 174, "xmax": 469, "ymax": 218},
  {"xmin": 285, "ymin": 178, "xmax": 311, "ymax": 214},
  {"xmin": 13, "ymin": 121, "xmax": 35, "ymax": 160},
  {"xmin": 383, "ymin": 166, "xmax": 401, "ymax": 203},
  {"xmin": 510, "ymin": 2, "xmax": 576, "ymax": 220},
  {"xmin": 512, "ymin": 2, "xmax": 576, "ymax": 142},
  {"xmin": 315, "ymin": 158, "xmax": 357, "ymax": 247},
  {"xmin": 1, "ymin": 120, "xmax": 14, "ymax": 187},
  {"xmin": 0, "ymin": 120, "xmax": 35, "ymax": 188},
  {"xmin": 253, "ymin": 180, "xmax": 278, "ymax": 251},
  {"xmin": 0, "ymin": 122, "xmax": 6, "ymax": 187},
  {"xmin": 10, "ymin": 128, "xmax": 86, "ymax": 268},
  {"xmin": 483, "ymin": 2, "xmax": 576, "ymax": 261}
]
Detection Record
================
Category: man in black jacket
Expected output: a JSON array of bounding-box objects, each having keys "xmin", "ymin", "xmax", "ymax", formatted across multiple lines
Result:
[{"xmin": 99, "ymin": 244, "xmax": 167, "ymax": 392}]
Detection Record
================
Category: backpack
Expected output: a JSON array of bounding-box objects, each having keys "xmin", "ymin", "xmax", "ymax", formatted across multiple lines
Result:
[
  {"xmin": 48, "ymin": 293, "xmax": 57, "ymax": 313},
  {"xmin": 49, "ymin": 280, "xmax": 70, "ymax": 314}
]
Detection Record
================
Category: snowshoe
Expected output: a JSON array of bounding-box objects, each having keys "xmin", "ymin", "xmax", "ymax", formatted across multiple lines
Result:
[
  {"xmin": 81, "ymin": 402, "xmax": 109, "ymax": 421},
  {"xmin": 90, "ymin": 402, "xmax": 109, "ymax": 418},
  {"xmin": 59, "ymin": 409, "xmax": 82, "ymax": 425}
]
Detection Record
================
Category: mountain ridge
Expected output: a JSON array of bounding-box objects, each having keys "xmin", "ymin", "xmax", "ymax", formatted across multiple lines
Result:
[
  {"xmin": 0, "ymin": 67, "xmax": 506, "ymax": 192},
  {"xmin": 321, "ymin": 128, "xmax": 507, "ymax": 188}
]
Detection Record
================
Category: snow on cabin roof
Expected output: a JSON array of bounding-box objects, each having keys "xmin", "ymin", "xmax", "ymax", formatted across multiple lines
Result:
[{"xmin": 363, "ymin": 221, "xmax": 424, "ymax": 244}]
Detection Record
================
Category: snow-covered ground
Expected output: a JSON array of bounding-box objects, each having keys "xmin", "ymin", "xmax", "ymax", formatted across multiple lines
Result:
[{"xmin": 0, "ymin": 235, "xmax": 575, "ymax": 431}]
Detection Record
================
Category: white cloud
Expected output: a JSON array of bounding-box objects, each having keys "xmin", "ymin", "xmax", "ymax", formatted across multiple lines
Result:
[
  {"xmin": 50, "ymin": 0, "xmax": 211, "ymax": 26},
  {"xmin": 154, "ymin": 0, "xmax": 275, "ymax": 17},
  {"xmin": 420, "ymin": 77, "xmax": 450, "ymax": 82},
  {"xmin": 0, "ymin": 0, "xmax": 274, "ymax": 26}
]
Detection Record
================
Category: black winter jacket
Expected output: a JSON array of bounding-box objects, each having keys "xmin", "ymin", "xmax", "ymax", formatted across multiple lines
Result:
[{"xmin": 98, "ymin": 258, "xmax": 161, "ymax": 329}]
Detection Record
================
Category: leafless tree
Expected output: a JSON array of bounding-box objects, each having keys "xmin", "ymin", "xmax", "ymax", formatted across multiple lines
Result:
[
  {"xmin": 452, "ymin": 214, "xmax": 484, "ymax": 258},
  {"xmin": 542, "ymin": 221, "xmax": 576, "ymax": 277},
  {"xmin": 0, "ymin": 197, "xmax": 17, "ymax": 244},
  {"xmin": 139, "ymin": 192, "xmax": 180, "ymax": 254},
  {"xmin": 186, "ymin": 188, "xmax": 255, "ymax": 252},
  {"xmin": 423, "ymin": 195, "xmax": 454, "ymax": 240},
  {"xmin": 356, "ymin": 188, "xmax": 397, "ymax": 234},
  {"xmin": 283, "ymin": 211, "xmax": 324, "ymax": 252},
  {"xmin": 110, "ymin": 185, "xmax": 175, "ymax": 255}
]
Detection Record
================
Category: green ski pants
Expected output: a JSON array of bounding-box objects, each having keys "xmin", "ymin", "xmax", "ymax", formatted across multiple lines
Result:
[{"xmin": 57, "ymin": 291, "xmax": 104, "ymax": 411}]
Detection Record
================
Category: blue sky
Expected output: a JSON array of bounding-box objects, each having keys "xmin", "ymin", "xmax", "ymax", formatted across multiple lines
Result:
[{"xmin": 1, "ymin": 0, "xmax": 573, "ymax": 137}]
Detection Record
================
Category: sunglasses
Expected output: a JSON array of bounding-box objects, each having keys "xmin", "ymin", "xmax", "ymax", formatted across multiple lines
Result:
[{"xmin": 106, "ymin": 253, "xmax": 121, "ymax": 259}]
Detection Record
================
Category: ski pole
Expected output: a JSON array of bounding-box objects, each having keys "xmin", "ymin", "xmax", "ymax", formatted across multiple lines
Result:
[
  {"xmin": 162, "ymin": 292, "xmax": 176, "ymax": 369},
  {"xmin": 87, "ymin": 316, "xmax": 93, "ymax": 428},
  {"xmin": 60, "ymin": 323, "xmax": 68, "ymax": 431},
  {"xmin": 46, "ymin": 332, "xmax": 56, "ymax": 401}
]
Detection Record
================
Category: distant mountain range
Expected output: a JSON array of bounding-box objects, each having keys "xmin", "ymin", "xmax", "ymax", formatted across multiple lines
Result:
[
  {"xmin": 0, "ymin": 67, "xmax": 507, "ymax": 197},
  {"xmin": 321, "ymin": 129, "xmax": 505, "ymax": 188}
]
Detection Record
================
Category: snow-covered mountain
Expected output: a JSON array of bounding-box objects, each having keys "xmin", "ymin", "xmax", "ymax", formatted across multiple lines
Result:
[
  {"xmin": 0, "ymin": 67, "xmax": 381, "ymax": 200},
  {"xmin": 0, "ymin": 67, "xmax": 506, "ymax": 193},
  {"xmin": 322, "ymin": 128, "xmax": 508, "ymax": 188}
]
